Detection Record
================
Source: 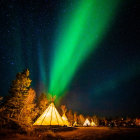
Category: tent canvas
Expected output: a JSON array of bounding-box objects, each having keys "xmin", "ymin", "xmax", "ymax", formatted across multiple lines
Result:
[
  {"xmin": 33, "ymin": 102, "xmax": 64, "ymax": 126},
  {"xmin": 83, "ymin": 118, "xmax": 90, "ymax": 126},
  {"xmin": 73, "ymin": 121, "xmax": 78, "ymax": 126},
  {"xmin": 91, "ymin": 121, "xmax": 96, "ymax": 126},
  {"xmin": 62, "ymin": 114, "xmax": 70, "ymax": 126}
]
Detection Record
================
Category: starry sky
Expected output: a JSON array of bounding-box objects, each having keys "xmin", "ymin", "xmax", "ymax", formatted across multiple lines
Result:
[{"xmin": 0, "ymin": 0, "xmax": 139, "ymax": 117}]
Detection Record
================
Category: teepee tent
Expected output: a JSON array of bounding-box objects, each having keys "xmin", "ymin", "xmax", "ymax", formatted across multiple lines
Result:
[
  {"xmin": 73, "ymin": 121, "xmax": 78, "ymax": 126},
  {"xmin": 62, "ymin": 114, "xmax": 70, "ymax": 126},
  {"xmin": 83, "ymin": 118, "xmax": 90, "ymax": 126},
  {"xmin": 91, "ymin": 121, "xmax": 96, "ymax": 126},
  {"xmin": 33, "ymin": 102, "xmax": 64, "ymax": 126}
]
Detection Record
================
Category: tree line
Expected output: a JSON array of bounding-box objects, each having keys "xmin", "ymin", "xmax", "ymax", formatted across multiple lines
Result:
[{"xmin": 0, "ymin": 69, "xmax": 101, "ymax": 132}]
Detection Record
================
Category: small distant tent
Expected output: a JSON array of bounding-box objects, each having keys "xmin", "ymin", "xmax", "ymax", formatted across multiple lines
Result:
[
  {"xmin": 91, "ymin": 121, "xmax": 96, "ymax": 126},
  {"xmin": 83, "ymin": 118, "xmax": 90, "ymax": 126},
  {"xmin": 73, "ymin": 121, "xmax": 78, "ymax": 126},
  {"xmin": 33, "ymin": 102, "xmax": 64, "ymax": 126},
  {"xmin": 62, "ymin": 114, "xmax": 70, "ymax": 126}
]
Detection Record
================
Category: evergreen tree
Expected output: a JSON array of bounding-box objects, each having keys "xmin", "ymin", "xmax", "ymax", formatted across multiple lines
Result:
[
  {"xmin": 78, "ymin": 114, "xmax": 85, "ymax": 125},
  {"xmin": 4, "ymin": 69, "xmax": 32, "ymax": 120},
  {"xmin": 60, "ymin": 105, "xmax": 67, "ymax": 115},
  {"xmin": 18, "ymin": 88, "xmax": 37, "ymax": 125},
  {"xmin": 0, "ymin": 96, "xmax": 3, "ymax": 105},
  {"xmin": 92, "ymin": 115, "xmax": 99, "ymax": 126},
  {"xmin": 37, "ymin": 93, "xmax": 48, "ymax": 115},
  {"xmin": 66, "ymin": 110, "xmax": 74, "ymax": 126},
  {"xmin": 74, "ymin": 112, "xmax": 78, "ymax": 122}
]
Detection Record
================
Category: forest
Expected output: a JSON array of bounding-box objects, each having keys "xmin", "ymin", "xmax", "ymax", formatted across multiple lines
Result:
[
  {"xmin": 0, "ymin": 69, "xmax": 100, "ymax": 132},
  {"xmin": 0, "ymin": 69, "xmax": 139, "ymax": 139}
]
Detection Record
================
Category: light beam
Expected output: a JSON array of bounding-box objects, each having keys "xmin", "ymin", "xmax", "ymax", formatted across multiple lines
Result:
[{"xmin": 50, "ymin": 0, "xmax": 120, "ymax": 102}]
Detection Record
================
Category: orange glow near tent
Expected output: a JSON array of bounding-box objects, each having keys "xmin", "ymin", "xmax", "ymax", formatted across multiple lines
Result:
[{"xmin": 33, "ymin": 102, "xmax": 64, "ymax": 126}]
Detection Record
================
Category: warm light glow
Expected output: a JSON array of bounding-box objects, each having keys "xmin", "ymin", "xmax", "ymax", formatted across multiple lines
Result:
[
  {"xmin": 83, "ymin": 118, "xmax": 90, "ymax": 126},
  {"xmin": 62, "ymin": 114, "xmax": 70, "ymax": 126},
  {"xmin": 91, "ymin": 121, "xmax": 96, "ymax": 126},
  {"xmin": 33, "ymin": 103, "xmax": 64, "ymax": 126}
]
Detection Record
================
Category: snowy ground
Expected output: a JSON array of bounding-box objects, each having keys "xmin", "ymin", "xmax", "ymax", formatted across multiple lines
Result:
[{"xmin": 0, "ymin": 127, "xmax": 140, "ymax": 140}]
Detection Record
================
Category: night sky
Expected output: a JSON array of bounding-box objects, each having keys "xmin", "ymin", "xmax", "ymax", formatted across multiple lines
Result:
[{"xmin": 0, "ymin": 0, "xmax": 139, "ymax": 117}]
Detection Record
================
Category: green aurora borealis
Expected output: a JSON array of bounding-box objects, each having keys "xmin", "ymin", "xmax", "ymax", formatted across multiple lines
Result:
[
  {"xmin": 0, "ymin": 0, "xmax": 140, "ymax": 116},
  {"xmin": 49, "ymin": 0, "xmax": 120, "ymax": 101}
]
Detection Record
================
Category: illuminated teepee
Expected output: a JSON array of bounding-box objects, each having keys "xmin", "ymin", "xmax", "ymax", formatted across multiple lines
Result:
[
  {"xmin": 62, "ymin": 114, "xmax": 70, "ymax": 126},
  {"xmin": 33, "ymin": 102, "xmax": 65, "ymax": 126},
  {"xmin": 60, "ymin": 105, "xmax": 70, "ymax": 126},
  {"xmin": 91, "ymin": 120, "xmax": 96, "ymax": 126},
  {"xmin": 83, "ymin": 118, "xmax": 90, "ymax": 126},
  {"xmin": 73, "ymin": 121, "xmax": 78, "ymax": 126}
]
